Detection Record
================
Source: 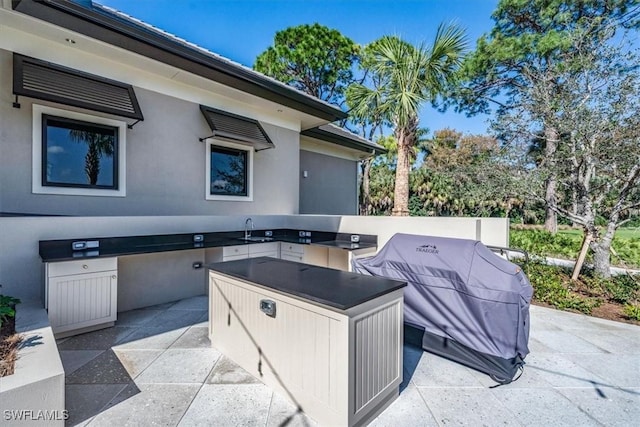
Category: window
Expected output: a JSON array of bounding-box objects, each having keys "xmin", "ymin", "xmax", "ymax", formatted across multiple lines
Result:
[
  {"xmin": 33, "ymin": 105, "xmax": 127, "ymax": 197},
  {"xmin": 42, "ymin": 115, "xmax": 118, "ymax": 189},
  {"xmin": 206, "ymin": 141, "xmax": 253, "ymax": 201}
]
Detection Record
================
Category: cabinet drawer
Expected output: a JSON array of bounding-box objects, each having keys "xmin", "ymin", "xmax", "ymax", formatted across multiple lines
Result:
[
  {"xmin": 223, "ymin": 245, "xmax": 249, "ymax": 257},
  {"xmin": 248, "ymin": 242, "xmax": 279, "ymax": 255},
  {"xmin": 47, "ymin": 257, "xmax": 117, "ymax": 278},
  {"xmin": 280, "ymin": 243, "xmax": 304, "ymax": 254}
]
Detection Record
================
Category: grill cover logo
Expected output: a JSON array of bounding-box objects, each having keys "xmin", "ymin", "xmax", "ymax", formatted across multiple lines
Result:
[{"xmin": 416, "ymin": 244, "xmax": 439, "ymax": 254}]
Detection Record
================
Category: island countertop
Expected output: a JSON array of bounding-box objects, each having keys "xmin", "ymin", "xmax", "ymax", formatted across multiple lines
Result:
[{"xmin": 207, "ymin": 257, "xmax": 406, "ymax": 310}]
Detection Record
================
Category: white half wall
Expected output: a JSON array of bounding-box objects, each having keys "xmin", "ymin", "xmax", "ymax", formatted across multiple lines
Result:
[
  {"xmin": 284, "ymin": 215, "xmax": 510, "ymax": 248},
  {"xmin": 0, "ymin": 215, "xmax": 509, "ymax": 302}
]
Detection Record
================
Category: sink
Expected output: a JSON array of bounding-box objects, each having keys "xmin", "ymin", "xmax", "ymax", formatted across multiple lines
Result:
[{"xmin": 237, "ymin": 236, "xmax": 274, "ymax": 243}]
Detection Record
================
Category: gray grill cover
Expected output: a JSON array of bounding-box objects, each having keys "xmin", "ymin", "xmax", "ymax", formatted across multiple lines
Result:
[{"xmin": 353, "ymin": 233, "xmax": 532, "ymax": 360}]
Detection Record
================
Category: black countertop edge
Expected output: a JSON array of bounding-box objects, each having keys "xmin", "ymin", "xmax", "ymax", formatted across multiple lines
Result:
[
  {"xmin": 39, "ymin": 228, "xmax": 377, "ymax": 262},
  {"xmin": 207, "ymin": 257, "xmax": 406, "ymax": 311}
]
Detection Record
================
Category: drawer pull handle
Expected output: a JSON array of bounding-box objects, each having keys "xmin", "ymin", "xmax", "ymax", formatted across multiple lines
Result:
[
  {"xmin": 111, "ymin": 275, "xmax": 117, "ymax": 279},
  {"xmin": 82, "ymin": 264, "xmax": 88, "ymax": 269}
]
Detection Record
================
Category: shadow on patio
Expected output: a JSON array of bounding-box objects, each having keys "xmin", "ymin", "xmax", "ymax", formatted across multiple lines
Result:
[{"xmin": 59, "ymin": 297, "xmax": 640, "ymax": 426}]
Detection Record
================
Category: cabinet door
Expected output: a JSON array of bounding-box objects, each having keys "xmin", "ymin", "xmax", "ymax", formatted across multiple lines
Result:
[
  {"xmin": 248, "ymin": 242, "xmax": 279, "ymax": 259},
  {"xmin": 280, "ymin": 252, "xmax": 303, "ymax": 263},
  {"xmin": 210, "ymin": 276, "xmax": 333, "ymax": 411},
  {"xmin": 302, "ymin": 245, "xmax": 328, "ymax": 267},
  {"xmin": 247, "ymin": 251, "xmax": 279, "ymax": 259},
  {"xmin": 327, "ymin": 248, "xmax": 349, "ymax": 271},
  {"xmin": 48, "ymin": 270, "xmax": 117, "ymax": 335},
  {"xmin": 222, "ymin": 254, "xmax": 248, "ymax": 262}
]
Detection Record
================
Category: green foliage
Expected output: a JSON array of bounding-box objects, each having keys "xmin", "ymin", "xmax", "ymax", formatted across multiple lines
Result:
[
  {"xmin": 510, "ymin": 228, "xmax": 580, "ymax": 258},
  {"xmin": 348, "ymin": 26, "xmax": 468, "ymax": 130},
  {"xmin": 623, "ymin": 303, "xmax": 640, "ymax": 321},
  {"xmin": 510, "ymin": 227, "xmax": 640, "ymax": 268},
  {"xmin": 525, "ymin": 262, "xmax": 601, "ymax": 314},
  {"xmin": 451, "ymin": 0, "xmax": 638, "ymax": 115},
  {"xmin": 254, "ymin": 24, "xmax": 359, "ymax": 105},
  {"xmin": 602, "ymin": 275, "xmax": 639, "ymax": 305},
  {"xmin": 577, "ymin": 272, "xmax": 639, "ymax": 304},
  {"xmin": 0, "ymin": 295, "xmax": 21, "ymax": 329}
]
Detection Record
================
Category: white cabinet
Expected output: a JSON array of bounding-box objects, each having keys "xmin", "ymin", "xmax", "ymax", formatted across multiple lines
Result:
[
  {"xmin": 248, "ymin": 242, "xmax": 279, "ymax": 259},
  {"xmin": 280, "ymin": 242, "xmax": 304, "ymax": 263},
  {"xmin": 222, "ymin": 245, "xmax": 249, "ymax": 261},
  {"xmin": 46, "ymin": 257, "xmax": 117, "ymax": 337},
  {"xmin": 222, "ymin": 243, "xmax": 279, "ymax": 262},
  {"xmin": 280, "ymin": 242, "xmax": 328, "ymax": 267},
  {"xmin": 209, "ymin": 270, "xmax": 403, "ymax": 426}
]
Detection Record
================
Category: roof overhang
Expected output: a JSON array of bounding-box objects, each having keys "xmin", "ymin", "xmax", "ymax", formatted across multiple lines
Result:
[
  {"xmin": 11, "ymin": 0, "xmax": 347, "ymax": 124},
  {"xmin": 301, "ymin": 125, "xmax": 386, "ymax": 156}
]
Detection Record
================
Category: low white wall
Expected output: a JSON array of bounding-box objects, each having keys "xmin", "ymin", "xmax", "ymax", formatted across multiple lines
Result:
[
  {"xmin": 0, "ymin": 215, "xmax": 509, "ymax": 302},
  {"xmin": 0, "ymin": 302, "xmax": 65, "ymax": 427},
  {"xmin": 287, "ymin": 215, "xmax": 509, "ymax": 249}
]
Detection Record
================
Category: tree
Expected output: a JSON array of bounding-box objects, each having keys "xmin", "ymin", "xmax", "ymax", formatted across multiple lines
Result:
[
  {"xmin": 419, "ymin": 128, "xmax": 522, "ymax": 217},
  {"xmin": 254, "ymin": 24, "xmax": 359, "ymax": 106},
  {"xmin": 69, "ymin": 130, "xmax": 115, "ymax": 186},
  {"xmin": 452, "ymin": 0, "xmax": 639, "ymax": 232},
  {"xmin": 496, "ymin": 23, "xmax": 640, "ymax": 277},
  {"xmin": 347, "ymin": 25, "xmax": 467, "ymax": 216}
]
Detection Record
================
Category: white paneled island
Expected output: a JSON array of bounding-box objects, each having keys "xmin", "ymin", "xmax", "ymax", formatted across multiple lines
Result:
[{"xmin": 208, "ymin": 257, "xmax": 406, "ymax": 426}]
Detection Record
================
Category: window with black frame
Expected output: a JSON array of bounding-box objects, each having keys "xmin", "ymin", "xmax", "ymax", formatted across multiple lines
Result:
[
  {"xmin": 42, "ymin": 115, "xmax": 118, "ymax": 189},
  {"xmin": 209, "ymin": 145, "xmax": 248, "ymax": 197}
]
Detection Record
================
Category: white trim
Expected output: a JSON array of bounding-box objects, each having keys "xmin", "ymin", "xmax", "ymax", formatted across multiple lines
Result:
[
  {"xmin": 300, "ymin": 137, "xmax": 371, "ymax": 162},
  {"xmin": 32, "ymin": 104, "xmax": 127, "ymax": 197},
  {"xmin": 205, "ymin": 139, "xmax": 254, "ymax": 202}
]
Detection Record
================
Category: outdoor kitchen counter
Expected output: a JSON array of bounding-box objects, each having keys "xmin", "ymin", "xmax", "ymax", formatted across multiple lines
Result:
[
  {"xmin": 39, "ymin": 229, "xmax": 377, "ymax": 262},
  {"xmin": 207, "ymin": 257, "xmax": 406, "ymax": 426},
  {"xmin": 206, "ymin": 256, "xmax": 406, "ymax": 310}
]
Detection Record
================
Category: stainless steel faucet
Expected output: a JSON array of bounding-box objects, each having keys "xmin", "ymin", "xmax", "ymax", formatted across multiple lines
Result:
[{"xmin": 244, "ymin": 217, "xmax": 254, "ymax": 239}]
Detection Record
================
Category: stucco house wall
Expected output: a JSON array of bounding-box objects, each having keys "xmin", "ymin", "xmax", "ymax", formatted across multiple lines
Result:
[
  {"xmin": 0, "ymin": 49, "xmax": 300, "ymax": 216},
  {"xmin": 299, "ymin": 149, "xmax": 358, "ymax": 215}
]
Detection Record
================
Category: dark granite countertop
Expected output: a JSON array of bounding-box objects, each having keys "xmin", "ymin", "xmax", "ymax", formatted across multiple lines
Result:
[
  {"xmin": 207, "ymin": 257, "xmax": 405, "ymax": 310},
  {"xmin": 39, "ymin": 229, "xmax": 377, "ymax": 262}
]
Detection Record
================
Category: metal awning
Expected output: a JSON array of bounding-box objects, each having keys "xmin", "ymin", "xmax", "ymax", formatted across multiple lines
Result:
[
  {"xmin": 199, "ymin": 105, "xmax": 275, "ymax": 151},
  {"xmin": 13, "ymin": 54, "xmax": 144, "ymax": 121}
]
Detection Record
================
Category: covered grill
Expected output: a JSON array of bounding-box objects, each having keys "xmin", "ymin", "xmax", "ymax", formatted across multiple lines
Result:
[{"xmin": 352, "ymin": 233, "xmax": 533, "ymax": 383}]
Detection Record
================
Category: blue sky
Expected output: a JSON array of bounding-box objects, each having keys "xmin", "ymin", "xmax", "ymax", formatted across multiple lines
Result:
[{"xmin": 98, "ymin": 0, "xmax": 499, "ymax": 136}]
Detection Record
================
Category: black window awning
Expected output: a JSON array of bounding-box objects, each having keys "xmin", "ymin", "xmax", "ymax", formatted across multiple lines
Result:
[
  {"xmin": 199, "ymin": 105, "xmax": 274, "ymax": 151},
  {"xmin": 13, "ymin": 54, "xmax": 144, "ymax": 121}
]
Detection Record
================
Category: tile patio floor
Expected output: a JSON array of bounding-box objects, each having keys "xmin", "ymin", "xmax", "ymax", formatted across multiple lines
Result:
[{"xmin": 58, "ymin": 296, "xmax": 640, "ymax": 426}]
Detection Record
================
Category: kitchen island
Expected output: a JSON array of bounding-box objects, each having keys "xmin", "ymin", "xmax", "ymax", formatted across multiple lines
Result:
[{"xmin": 208, "ymin": 257, "xmax": 406, "ymax": 427}]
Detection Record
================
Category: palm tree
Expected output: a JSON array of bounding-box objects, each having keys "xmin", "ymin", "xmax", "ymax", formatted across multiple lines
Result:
[
  {"xmin": 347, "ymin": 24, "xmax": 467, "ymax": 216},
  {"xmin": 69, "ymin": 130, "xmax": 115, "ymax": 185}
]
